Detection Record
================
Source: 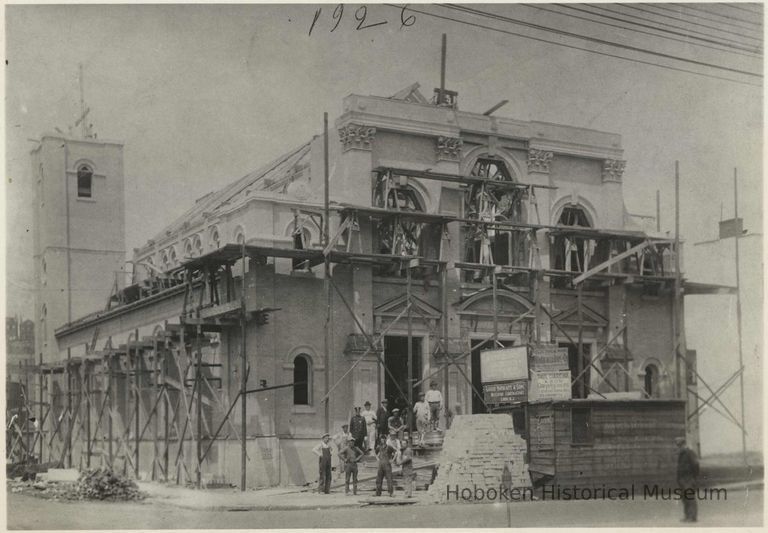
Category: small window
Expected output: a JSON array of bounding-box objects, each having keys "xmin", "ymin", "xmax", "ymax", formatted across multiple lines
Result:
[
  {"xmin": 77, "ymin": 165, "xmax": 93, "ymax": 198},
  {"xmin": 169, "ymin": 247, "xmax": 177, "ymax": 266},
  {"xmin": 571, "ymin": 407, "xmax": 592, "ymax": 444},
  {"xmin": 293, "ymin": 355, "xmax": 311, "ymax": 405},
  {"xmin": 235, "ymin": 228, "xmax": 246, "ymax": 245},
  {"xmin": 193, "ymin": 235, "xmax": 203, "ymax": 256},
  {"xmin": 644, "ymin": 364, "xmax": 659, "ymax": 398},
  {"xmin": 210, "ymin": 228, "xmax": 221, "ymax": 250}
]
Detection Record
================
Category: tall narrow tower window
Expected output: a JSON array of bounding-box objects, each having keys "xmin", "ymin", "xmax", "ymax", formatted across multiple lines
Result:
[{"xmin": 77, "ymin": 165, "xmax": 93, "ymax": 198}]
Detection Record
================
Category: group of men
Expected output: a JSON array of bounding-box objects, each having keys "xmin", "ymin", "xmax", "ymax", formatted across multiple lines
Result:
[{"xmin": 312, "ymin": 381, "xmax": 443, "ymax": 496}]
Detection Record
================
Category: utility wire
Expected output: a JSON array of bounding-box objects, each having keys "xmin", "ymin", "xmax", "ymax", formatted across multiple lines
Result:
[
  {"xmin": 522, "ymin": 3, "xmax": 761, "ymax": 58},
  {"xmin": 611, "ymin": 3, "xmax": 763, "ymax": 43},
  {"xmin": 387, "ymin": 4, "xmax": 761, "ymax": 87},
  {"xmin": 652, "ymin": 3, "xmax": 763, "ymax": 31},
  {"xmin": 714, "ymin": 3, "xmax": 764, "ymax": 17},
  {"xmin": 443, "ymin": 4, "xmax": 762, "ymax": 78},
  {"xmin": 555, "ymin": 4, "xmax": 761, "ymax": 55},
  {"xmin": 580, "ymin": 4, "xmax": 763, "ymax": 50}
]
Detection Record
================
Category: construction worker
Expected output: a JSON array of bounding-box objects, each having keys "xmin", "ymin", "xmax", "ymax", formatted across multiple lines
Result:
[
  {"xmin": 333, "ymin": 424, "xmax": 352, "ymax": 478},
  {"xmin": 676, "ymin": 437, "xmax": 700, "ymax": 522},
  {"xmin": 338, "ymin": 436, "xmax": 364, "ymax": 495},
  {"xmin": 413, "ymin": 392, "xmax": 429, "ymax": 445},
  {"xmin": 311, "ymin": 433, "xmax": 333, "ymax": 494},
  {"xmin": 376, "ymin": 399, "xmax": 389, "ymax": 441},
  {"xmin": 374, "ymin": 435, "xmax": 396, "ymax": 497},
  {"xmin": 388, "ymin": 408, "xmax": 404, "ymax": 441},
  {"xmin": 398, "ymin": 437, "xmax": 414, "ymax": 498},
  {"xmin": 425, "ymin": 381, "xmax": 443, "ymax": 431}
]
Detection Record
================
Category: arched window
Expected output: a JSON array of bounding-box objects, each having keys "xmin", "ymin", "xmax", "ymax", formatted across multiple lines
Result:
[
  {"xmin": 293, "ymin": 355, "xmax": 311, "ymax": 405},
  {"xmin": 193, "ymin": 235, "xmax": 203, "ymax": 256},
  {"xmin": 644, "ymin": 364, "xmax": 659, "ymax": 398},
  {"xmin": 161, "ymin": 250, "xmax": 169, "ymax": 270},
  {"xmin": 465, "ymin": 156, "xmax": 527, "ymax": 274},
  {"xmin": 210, "ymin": 227, "xmax": 221, "ymax": 250},
  {"xmin": 77, "ymin": 165, "xmax": 93, "ymax": 198},
  {"xmin": 234, "ymin": 227, "xmax": 246, "ymax": 245},
  {"xmin": 184, "ymin": 240, "xmax": 193, "ymax": 259},
  {"xmin": 169, "ymin": 247, "xmax": 178, "ymax": 266},
  {"xmin": 553, "ymin": 204, "xmax": 593, "ymax": 273}
]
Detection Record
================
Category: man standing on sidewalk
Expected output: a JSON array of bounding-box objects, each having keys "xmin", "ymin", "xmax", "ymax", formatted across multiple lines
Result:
[
  {"xmin": 338, "ymin": 436, "xmax": 364, "ymax": 496},
  {"xmin": 398, "ymin": 437, "xmax": 414, "ymax": 498},
  {"xmin": 312, "ymin": 433, "xmax": 333, "ymax": 494},
  {"xmin": 376, "ymin": 399, "xmax": 389, "ymax": 441},
  {"xmin": 676, "ymin": 437, "xmax": 700, "ymax": 522},
  {"xmin": 374, "ymin": 435, "xmax": 396, "ymax": 497}
]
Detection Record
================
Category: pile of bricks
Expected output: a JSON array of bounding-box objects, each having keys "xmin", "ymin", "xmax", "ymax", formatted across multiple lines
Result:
[{"xmin": 428, "ymin": 414, "xmax": 531, "ymax": 503}]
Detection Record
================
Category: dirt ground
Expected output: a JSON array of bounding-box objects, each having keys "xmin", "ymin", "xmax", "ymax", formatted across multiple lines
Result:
[{"xmin": 7, "ymin": 487, "xmax": 763, "ymax": 529}]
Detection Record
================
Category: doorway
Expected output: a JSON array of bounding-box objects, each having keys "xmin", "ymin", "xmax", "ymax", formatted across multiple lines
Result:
[
  {"xmin": 559, "ymin": 342, "xmax": 591, "ymax": 399},
  {"xmin": 470, "ymin": 338, "xmax": 516, "ymax": 414},
  {"xmin": 384, "ymin": 336, "xmax": 422, "ymax": 413}
]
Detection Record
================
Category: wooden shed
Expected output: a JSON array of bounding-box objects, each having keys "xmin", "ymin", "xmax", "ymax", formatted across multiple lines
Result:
[{"xmin": 526, "ymin": 399, "xmax": 686, "ymax": 488}]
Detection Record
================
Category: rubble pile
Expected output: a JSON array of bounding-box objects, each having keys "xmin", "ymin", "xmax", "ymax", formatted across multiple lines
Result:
[
  {"xmin": 428, "ymin": 414, "xmax": 531, "ymax": 503},
  {"xmin": 8, "ymin": 468, "xmax": 146, "ymax": 502}
]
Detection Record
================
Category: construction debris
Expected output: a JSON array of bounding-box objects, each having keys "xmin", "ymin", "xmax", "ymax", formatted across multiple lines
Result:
[{"xmin": 7, "ymin": 468, "xmax": 146, "ymax": 502}]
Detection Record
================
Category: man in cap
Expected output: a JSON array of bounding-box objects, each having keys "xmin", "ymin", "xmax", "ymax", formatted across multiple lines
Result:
[
  {"xmin": 376, "ymin": 399, "xmax": 389, "ymax": 441},
  {"xmin": 333, "ymin": 424, "xmax": 352, "ymax": 479},
  {"xmin": 388, "ymin": 408, "xmax": 404, "ymax": 442},
  {"xmin": 349, "ymin": 406, "xmax": 367, "ymax": 451},
  {"xmin": 374, "ymin": 434, "xmax": 396, "ymax": 497},
  {"xmin": 361, "ymin": 401, "xmax": 377, "ymax": 453},
  {"xmin": 425, "ymin": 381, "xmax": 443, "ymax": 431},
  {"xmin": 311, "ymin": 433, "xmax": 333, "ymax": 494},
  {"xmin": 675, "ymin": 436, "xmax": 700, "ymax": 522},
  {"xmin": 338, "ymin": 436, "xmax": 365, "ymax": 495}
]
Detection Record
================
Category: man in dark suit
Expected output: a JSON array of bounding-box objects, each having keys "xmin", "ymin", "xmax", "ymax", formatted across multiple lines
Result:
[
  {"xmin": 676, "ymin": 437, "xmax": 700, "ymax": 522},
  {"xmin": 376, "ymin": 399, "xmax": 389, "ymax": 440}
]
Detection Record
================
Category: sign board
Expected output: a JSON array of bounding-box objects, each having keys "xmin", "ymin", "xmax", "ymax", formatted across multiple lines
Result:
[
  {"xmin": 531, "ymin": 345, "xmax": 569, "ymax": 371},
  {"xmin": 483, "ymin": 380, "xmax": 528, "ymax": 405},
  {"xmin": 480, "ymin": 346, "xmax": 528, "ymax": 383},
  {"xmin": 529, "ymin": 370, "xmax": 572, "ymax": 401},
  {"xmin": 719, "ymin": 217, "xmax": 743, "ymax": 239},
  {"xmin": 532, "ymin": 414, "xmax": 554, "ymax": 451}
]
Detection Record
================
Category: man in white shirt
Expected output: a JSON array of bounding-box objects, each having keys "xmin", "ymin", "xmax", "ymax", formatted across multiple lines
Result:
[
  {"xmin": 413, "ymin": 392, "xmax": 430, "ymax": 445},
  {"xmin": 425, "ymin": 381, "xmax": 443, "ymax": 431},
  {"xmin": 361, "ymin": 401, "xmax": 377, "ymax": 453}
]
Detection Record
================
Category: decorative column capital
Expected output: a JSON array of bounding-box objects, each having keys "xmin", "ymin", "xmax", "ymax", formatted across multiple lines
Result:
[
  {"xmin": 338, "ymin": 123, "xmax": 376, "ymax": 152},
  {"xmin": 527, "ymin": 149, "xmax": 554, "ymax": 173},
  {"xmin": 435, "ymin": 136, "xmax": 463, "ymax": 162},
  {"xmin": 602, "ymin": 159, "xmax": 626, "ymax": 183}
]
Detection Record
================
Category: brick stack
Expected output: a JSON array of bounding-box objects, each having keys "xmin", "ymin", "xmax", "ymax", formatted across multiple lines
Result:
[{"xmin": 428, "ymin": 414, "xmax": 531, "ymax": 503}]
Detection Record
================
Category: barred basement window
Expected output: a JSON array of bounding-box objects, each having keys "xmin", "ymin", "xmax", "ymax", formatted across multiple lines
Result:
[
  {"xmin": 77, "ymin": 165, "xmax": 93, "ymax": 198},
  {"xmin": 571, "ymin": 407, "xmax": 592, "ymax": 444}
]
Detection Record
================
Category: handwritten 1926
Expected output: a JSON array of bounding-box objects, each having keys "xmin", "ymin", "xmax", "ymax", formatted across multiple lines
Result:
[{"xmin": 309, "ymin": 4, "xmax": 415, "ymax": 36}]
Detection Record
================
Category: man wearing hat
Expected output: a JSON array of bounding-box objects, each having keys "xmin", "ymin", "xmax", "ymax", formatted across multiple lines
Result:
[
  {"xmin": 311, "ymin": 433, "xmax": 333, "ymax": 494},
  {"xmin": 361, "ymin": 401, "xmax": 377, "ymax": 453},
  {"xmin": 388, "ymin": 408, "xmax": 404, "ymax": 442},
  {"xmin": 413, "ymin": 392, "xmax": 430, "ymax": 445},
  {"xmin": 376, "ymin": 400, "xmax": 389, "ymax": 441},
  {"xmin": 349, "ymin": 406, "xmax": 367, "ymax": 451},
  {"xmin": 338, "ymin": 436, "xmax": 365, "ymax": 495},
  {"xmin": 675, "ymin": 436, "xmax": 700, "ymax": 522},
  {"xmin": 333, "ymin": 424, "xmax": 353, "ymax": 479}
]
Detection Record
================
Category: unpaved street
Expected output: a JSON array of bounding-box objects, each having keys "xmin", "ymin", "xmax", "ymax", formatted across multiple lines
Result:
[{"xmin": 7, "ymin": 488, "xmax": 763, "ymax": 529}]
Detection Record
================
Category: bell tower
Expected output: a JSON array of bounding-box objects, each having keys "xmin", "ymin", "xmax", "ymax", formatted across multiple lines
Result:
[{"xmin": 32, "ymin": 135, "xmax": 126, "ymax": 363}]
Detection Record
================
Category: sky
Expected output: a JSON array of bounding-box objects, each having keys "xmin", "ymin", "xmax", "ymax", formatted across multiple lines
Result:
[{"xmin": 4, "ymin": 3, "xmax": 763, "ymax": 456}]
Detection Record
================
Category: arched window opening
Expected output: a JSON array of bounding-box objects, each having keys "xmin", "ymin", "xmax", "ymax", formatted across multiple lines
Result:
[
  {"xmin": 193, "ymin": 235, "xmax": 203, "ymax": 256},
  {"xmin": 184, "ymin": 240, "xmax": 193, "ymax": 259},
  {"xmin": 464, "ymin": 157, "xmax": 527, "ymax": 278},
  {"xmin": 77, "ymin": 165, "xmax": 93, "ymax": 198},
  {"xmin": 234, "ymin": 228, "xmax": 246, "ymax": 246},
  {"xmin": 553, "ymin": 204, "xmax": 593, "ymax": 273},
  {"xmin": 210, "ymin": 228, "xmax": 221, "ymax": 250},
  {"xmin": 292, "ymin": 226, "xmax": 312, "ymax": 271},
  {"xmin": 293, "ymin": 355, "xmax": 311, "ymax": 405},
  {"xmin": 169, "ymin": 247, "xmax": 178, "ymax": 266},
  {"xmin": 161, "ymin": 250, "xmax": 169, "ymax": 270},
  {"xmin": 644, "ymin": 364, "xmax": 659, "ymax": 398}
]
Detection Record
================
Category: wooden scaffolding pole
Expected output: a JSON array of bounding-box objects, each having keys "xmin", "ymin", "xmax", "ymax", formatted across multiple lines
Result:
[
  {"xmin": 733, "ymin": 168, "xmax": 747, "ymax": 465},
  {"xmin": 240, "ymin": 242, "xmax": 248, "ymax": 491}
]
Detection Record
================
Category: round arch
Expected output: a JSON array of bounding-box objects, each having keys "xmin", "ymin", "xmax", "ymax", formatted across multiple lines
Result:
[
  {"xmin": 459, "ymin": 145, "xmax": 524, "ymax": 182},
  {"xmin": 551, "ymin": 195, "xmax": 599, "ymax": 228},
  {"xmin": 457, "ymin": 288, "xmax": 534, "ymax": 316}
]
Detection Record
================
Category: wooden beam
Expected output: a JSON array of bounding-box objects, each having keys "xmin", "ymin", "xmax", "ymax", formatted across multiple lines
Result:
[{"xmin": 572, "ymin": 240, "xmax": 653, "ymax": 285}]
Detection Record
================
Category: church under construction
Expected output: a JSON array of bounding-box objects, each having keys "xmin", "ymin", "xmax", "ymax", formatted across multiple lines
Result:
[{"xmin": 17, "ymin": 81, "xmax": 733, "ymax": 490}]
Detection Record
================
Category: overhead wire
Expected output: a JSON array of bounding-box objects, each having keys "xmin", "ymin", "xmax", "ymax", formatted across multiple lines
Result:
[
  {"xmin": 442, "ymin": 4, "xmax": 762, "ymax": 78},
  {"xmin": 714, "ymin": 3, "xmax": 764, "ymax": 17},
  {"xmin": 609, "ymin": 3, "xmax": 763, "ymax": 43},
  {"xmin": 651, "ymin": 3, "xmax": 763, "ymax": 31},
  {"xmin": 386, "ymin": 4, "xmax": 761, "ymax": 87},
  {"xmin": 577, "ymin": 4, "xmax": 762, "ymax": 50},
  {"xmin": 522, "ymin": 3, "xmax": 761, "ymax": 58}
]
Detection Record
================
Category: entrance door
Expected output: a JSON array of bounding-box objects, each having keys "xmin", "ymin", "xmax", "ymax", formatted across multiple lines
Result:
[
  {"xmin": 470, "ymin": 339, "xmax": 516, "ymax": 414},
  {"xmin": 559, "ymin": 342, "xmax": 591, "ymax": 399},
  {"xmin": 384, "ymin": 336, "xmax": 422, "ymax": 413}
]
